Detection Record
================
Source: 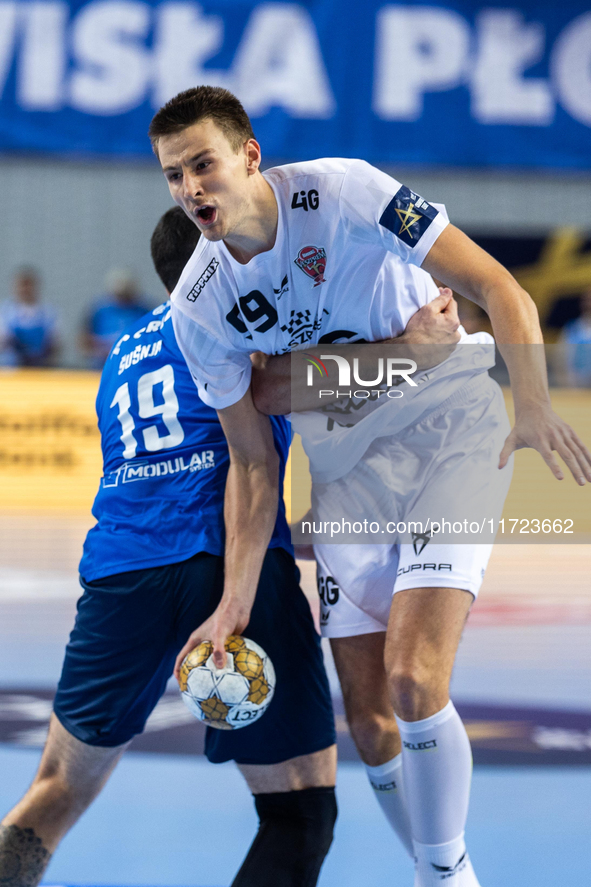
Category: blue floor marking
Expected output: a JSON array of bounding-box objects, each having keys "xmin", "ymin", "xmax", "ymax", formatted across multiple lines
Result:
[{"xmin": 1, "ymin": 748, "xmax": 589, "ymax": 887}]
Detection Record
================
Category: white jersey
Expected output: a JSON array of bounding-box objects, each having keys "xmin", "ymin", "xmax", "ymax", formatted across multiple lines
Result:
[
  {"xmin": 171, "ymin": 157, "xmax": 495, "ymax": 481},
  {"xmin": 171, "ymin": 157, "xmax": 449, "ymax": 408}
]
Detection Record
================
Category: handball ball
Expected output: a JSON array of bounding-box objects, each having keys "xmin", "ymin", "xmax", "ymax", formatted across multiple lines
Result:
[{"xmin": 179, "ymin": 635, "xmax": 276, "ymax": 730}]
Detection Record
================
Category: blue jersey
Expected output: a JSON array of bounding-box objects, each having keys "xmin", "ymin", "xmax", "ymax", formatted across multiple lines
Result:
[
  {"xmin": 0, "ymin": 300, "xmax": 57, "ymax": 366},
  {"xmin": 89, "ymin": 300, "xmax": 149, "ymax": 340},
  {"xmin": 80, "ymin": 302, "xmax": 292, "ymax": 581}
]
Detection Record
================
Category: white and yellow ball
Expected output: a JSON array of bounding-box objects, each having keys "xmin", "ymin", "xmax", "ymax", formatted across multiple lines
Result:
[{"xmin": 179, "ymin": 635, "xmax": 276, "ymax": 730}]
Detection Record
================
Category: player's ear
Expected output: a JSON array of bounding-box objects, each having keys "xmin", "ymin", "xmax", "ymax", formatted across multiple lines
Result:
[{"xmin": 245, "ymin": 138, "xmax": 261, "ymax": 176}]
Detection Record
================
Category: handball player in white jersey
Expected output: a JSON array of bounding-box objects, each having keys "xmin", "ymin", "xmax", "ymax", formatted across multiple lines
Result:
[{"xmin": 149, "ymin": 87, "xmax": 591, "ymax": 886}]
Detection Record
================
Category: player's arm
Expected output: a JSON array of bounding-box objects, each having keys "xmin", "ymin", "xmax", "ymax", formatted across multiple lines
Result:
[
  {"xmin": 422, "ymin": 224, "xmax": 591, "ymax": 484},
  {"xmin": 252, "ymin": 289, "xmax": 460, "ymax": 415},
  {"xmin": 174, "ymin": 387, "xmax": 278, "ymax": 673}
]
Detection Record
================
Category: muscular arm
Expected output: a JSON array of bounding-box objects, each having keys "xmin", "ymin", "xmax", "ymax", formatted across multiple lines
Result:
[
  {"xmin": 422, "ymin": 224, "xmax": 591, "ymax": 484},
  {"xmin": 174, "ymin": 388, "xmax": 279, "ymax": 671}
]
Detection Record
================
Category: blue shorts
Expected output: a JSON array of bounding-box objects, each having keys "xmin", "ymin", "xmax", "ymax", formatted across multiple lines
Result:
[{"xmin": 54, "ymin": 548, "xmax": 335, "ymax": 765}]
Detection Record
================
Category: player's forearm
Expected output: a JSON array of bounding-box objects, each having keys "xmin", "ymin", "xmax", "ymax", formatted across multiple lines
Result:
[
  {"xmin": 253, "ymin": 348, "xmax": 381, "ymax": 413},
  {"xmin": 293, "ymin": 341, "xmax": 451, "ymax": 376},
  {"xmin": 251, "ymin": 355, "xmax": 292, "ymax": 414},
  {"xmin": 253, "ymin": 341, "xmax": 447, "ymax": 415},
  {"xmin": 481, "ymin": 282, "xmax": 551, "ymax": 411},
  {"xmin": 378, "ymin": 336, "xmax": 457, "ymax": 374},
  {"xmin": 221, "ymin": 451, "xmax": 279, "ymax": 617},
  {"xmin": 253, "ymin": 350, "xmax": 352, "ymax": 413},
  {"xmin": 459, "ymin": 267, "xmax": 550, "ymax": 410}
]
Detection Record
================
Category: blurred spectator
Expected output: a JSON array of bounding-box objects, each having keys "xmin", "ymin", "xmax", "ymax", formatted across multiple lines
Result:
[
  {"xmin": 0, "ymin": 267, "xmax": 59, "ymax": 367},
  {"xmin": 558, "ymin": 288, "xmax": 591, "ymax": 387},
  {"xmin": 81, "ymin": 269, "xmax": 150, "ymax": 368}
]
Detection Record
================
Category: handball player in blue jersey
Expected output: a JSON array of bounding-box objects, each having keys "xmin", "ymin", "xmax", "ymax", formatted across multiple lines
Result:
[{"xmin": 0, "ymin": 207, "xmax": 338, "ymax": 887}]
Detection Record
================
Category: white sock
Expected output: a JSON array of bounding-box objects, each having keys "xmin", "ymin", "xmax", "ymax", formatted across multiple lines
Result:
[
  {"xmin": 396, "ymin": 701, "xmax": 479, "ymax": 885},
  {"xmin": 413, "ymin": 834, "xmax": 479, "ymax": 886},
  {"xmin": 365, "ymin": 754, "xmax": 413, "ymax": 857}
]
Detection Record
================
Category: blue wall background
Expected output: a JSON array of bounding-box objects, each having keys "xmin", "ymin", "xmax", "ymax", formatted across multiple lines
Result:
[{"xmin": 1, "ymin": 1, "xmax": 590, "ymax": 166}]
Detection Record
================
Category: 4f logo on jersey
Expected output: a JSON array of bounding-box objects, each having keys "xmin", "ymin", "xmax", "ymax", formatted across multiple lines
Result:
[
  {"xmin": 294, "ymin": 245, "xmax": 327, "ymax": 287},
  {"xmin": 273, "ymin": 274, "xmax": 289, "ymax": 298},
  {"xmin": 379, "ymin": 185, "xmax": 438, "ymax": 248},
  {"xmin": 291, "ymin": 189, "xmax": 319, "ymax": 212}
]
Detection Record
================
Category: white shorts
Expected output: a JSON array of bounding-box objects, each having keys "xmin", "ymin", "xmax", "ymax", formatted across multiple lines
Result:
[
  {"xmin": 315, "ymin": 541, "xmax": 494, "ymax": 637},
  {"xmin": 312, "ymin": 376, "xmax": 513, "ymax": 638}
]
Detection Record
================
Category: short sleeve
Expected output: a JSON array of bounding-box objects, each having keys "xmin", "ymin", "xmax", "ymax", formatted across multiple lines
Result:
[
  {"xmin": 339, "ymin": 159, "xmax": 449, "ymax": 266},
  {"xmin": 172, "ymin": 305, "xmax": 252, "ymax": 410}
]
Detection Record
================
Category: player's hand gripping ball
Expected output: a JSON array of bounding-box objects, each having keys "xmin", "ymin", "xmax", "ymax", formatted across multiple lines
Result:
[{"xmin": 179, "ymin": 635, "xmax": 276, "ymax": 730}]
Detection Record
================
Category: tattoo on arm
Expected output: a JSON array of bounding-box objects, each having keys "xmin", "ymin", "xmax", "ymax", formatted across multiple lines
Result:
[{"xmin": 0, "ymin": 824, "xmax": 51, "ymax": 886}]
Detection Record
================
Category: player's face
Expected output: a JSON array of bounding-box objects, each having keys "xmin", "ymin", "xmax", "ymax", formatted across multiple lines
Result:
[{"xmin": 158, "ymin": 119, "xmax": 259, "ymax": 243}]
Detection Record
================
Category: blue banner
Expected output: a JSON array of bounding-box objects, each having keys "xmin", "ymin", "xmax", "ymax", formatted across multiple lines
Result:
[{"xmin": 1, "ymin": 1, "xmax": 591, "ymax": 167}]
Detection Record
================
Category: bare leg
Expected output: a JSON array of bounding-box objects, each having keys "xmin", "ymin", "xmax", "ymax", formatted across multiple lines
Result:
[
  {"xmin": 385, "ymin": 587, "xmax": 472, "ymax": 722},
  {"xmin": 0, "ymin": 714, "xmax": 127, "ymax": 886},
  {"xmin": 330, "ymin": 633, "xmax": 400, "ymax": 766},
  {"xmin": 329, "ymin": 633, "xmax": 413, "ymax": 857},
  {"xmin": 238, "ymin": 744, "xmax": 336, "ymax": 793},
  {"xmin": 385, "ymin": 587, "xmax": 479, "ymax": 885}
]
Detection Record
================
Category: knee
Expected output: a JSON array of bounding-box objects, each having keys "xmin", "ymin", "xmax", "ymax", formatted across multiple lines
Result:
[
  {"xmin": 233, "ymin": 787, "xmax": 337, "ymax": 886},
  {"xmin": 387, "ymin": 664, "xmax": 443, "ymax": 722},
  {"xmin": 347, "ymin": 711, "xmax": 398, "ymax": 763},
  {"xmin": 259, "ymin": 786, "xmax": 337, "ymax": 861},
  {"xmin": 31, "ymin": 770, "xmax": 96, "ymax": 818},
  {"xmin": 300, "ymin": 786, "xmax": 337, "ymax": 857}
]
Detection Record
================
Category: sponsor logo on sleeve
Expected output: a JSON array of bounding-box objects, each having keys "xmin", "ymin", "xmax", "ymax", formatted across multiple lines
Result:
[
  {"xmin": 379, "ymin": 186, "xmax": 438, "ymax": 247},
  {"xmin": 186, "ymin": 258, "xmax": 219, "ymax": 302},
  {"xmin": 294, "ymin": 245, "xmax": 327, "ymax": 286}
]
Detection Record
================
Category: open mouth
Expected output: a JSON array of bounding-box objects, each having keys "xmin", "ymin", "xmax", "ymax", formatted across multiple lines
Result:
[{"xmin": 196, "ymin": 205, "xmax": 217, "ymax": 226}]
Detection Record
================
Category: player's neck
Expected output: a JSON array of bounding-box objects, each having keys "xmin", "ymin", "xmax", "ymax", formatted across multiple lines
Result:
[{"xmin": 223, "ymin": 175, "xmax": 278, "ymax": 265}]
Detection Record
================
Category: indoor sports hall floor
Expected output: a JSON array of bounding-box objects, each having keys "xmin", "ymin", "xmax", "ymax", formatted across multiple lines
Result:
[{"xmin": 1, "ymin": 516, "xmax": 590, "ymax": 887}]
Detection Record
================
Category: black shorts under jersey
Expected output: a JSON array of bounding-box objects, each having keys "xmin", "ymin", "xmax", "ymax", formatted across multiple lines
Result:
[{"xmin": 53, "ymin": 548, "xmax": 335, "ymax": 765}]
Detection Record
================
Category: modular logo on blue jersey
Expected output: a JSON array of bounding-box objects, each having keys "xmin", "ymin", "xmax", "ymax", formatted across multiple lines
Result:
[{"xmin": 80, "ymin": 302, "xmax": 292, "ymax": 582}]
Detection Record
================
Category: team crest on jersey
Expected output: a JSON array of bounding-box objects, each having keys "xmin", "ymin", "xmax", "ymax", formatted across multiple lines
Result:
[{"xmin": 294, "ymin": 245, "xmax": 327, "ymax": 287}]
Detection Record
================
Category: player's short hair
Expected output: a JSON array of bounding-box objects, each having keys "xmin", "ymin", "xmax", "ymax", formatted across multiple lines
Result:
[
  {"xmin": 150, "ymin": 207, "xmax": 201, "ymax": 293},
  {"xmin": 148, "ymin": 86, "xmax": 255, "ymax": 154}
]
